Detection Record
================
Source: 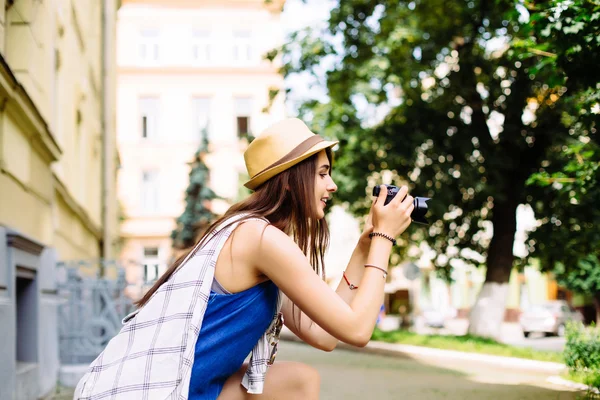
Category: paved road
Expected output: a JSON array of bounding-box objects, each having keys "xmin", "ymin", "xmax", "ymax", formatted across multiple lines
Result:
[{"xmin": 278, "ymin": 341, "xmax": 581, "ymax": 400}]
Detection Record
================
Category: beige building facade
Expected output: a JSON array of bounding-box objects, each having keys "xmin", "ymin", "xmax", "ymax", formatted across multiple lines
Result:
[
  {"xmin": 116, "ymin": 0, "xmax": 286, "ymax": 297},
  {"xmin": 0, "ymin": 0, "xmax": 120, "ymax": 262},
  {"xmin": 0, "ymin": 0, "xmax": 119, "ymax": 398}
]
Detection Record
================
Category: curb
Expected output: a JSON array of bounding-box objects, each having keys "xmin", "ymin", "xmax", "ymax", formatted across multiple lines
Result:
[
  {"xmin": 547, "ymin": 376, "xmax": 599, "ymax": 394},
  {"xmin": 281, "ymin": 329, "xmax": 567, "ymax": 375}
]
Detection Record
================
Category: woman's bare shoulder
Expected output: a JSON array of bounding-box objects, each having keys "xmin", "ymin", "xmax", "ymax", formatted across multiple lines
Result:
[
  {"xmin": 234, "ymin": 217, "xmax": 269, "ymax": 236},
  {"xmin": 233, "ymin": 219, "xmax": 293, "ymax": 259},
  {"xmin": 235, "ymin": 218, "xmax": 285, "ymax": 240}
]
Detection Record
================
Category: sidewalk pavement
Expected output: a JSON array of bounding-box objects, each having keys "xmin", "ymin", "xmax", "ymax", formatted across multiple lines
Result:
[{"xmin": 280, "ymin": 318, "xmax": 568, "ymax": 376}]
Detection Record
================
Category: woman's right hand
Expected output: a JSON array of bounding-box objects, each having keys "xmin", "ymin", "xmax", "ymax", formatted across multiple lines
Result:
[{"xmin": 371, "ymin": 185, "xmax": 414, "ymax": 239}]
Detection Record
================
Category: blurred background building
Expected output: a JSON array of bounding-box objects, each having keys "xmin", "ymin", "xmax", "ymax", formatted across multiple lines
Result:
[
  {"xmin": 0, "ymin": 0, "xmax": 119, "ymax": 398},
  {"xmin": 115, "ymin": 0, "xmax": 287, "ymax": 298}
]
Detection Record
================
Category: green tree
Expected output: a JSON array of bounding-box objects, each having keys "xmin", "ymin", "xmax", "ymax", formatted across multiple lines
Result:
[
  {"xmin": 274, "ymin": 0, "xmax": 597, "ymax": 337},
  {"xmin": 520, "ymin": 0, "xmax": 600, "ymax": 321},
  {"xmin": 171, "ymin": 134, "xmax": 218, "ymax": 249},
  {"xmin": 528, "ymin": 142, "xmax": 600, "ymax": 321},
  {"xmin": 555, "ymin": 256, "xmax": 600, "ymax": 323}
]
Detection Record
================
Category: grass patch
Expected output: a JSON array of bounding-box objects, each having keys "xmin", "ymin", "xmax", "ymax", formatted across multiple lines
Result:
[
  {"xmin": 562, "ymin": 370, "xmax": 596, "ymax": 385},
  {"xmin": 564, "ymin": 321, "xmax": 600, "ymax": 395},
  {"xmin": 371, "ymin": 328, "xmax": 564, "ymax": 364}
]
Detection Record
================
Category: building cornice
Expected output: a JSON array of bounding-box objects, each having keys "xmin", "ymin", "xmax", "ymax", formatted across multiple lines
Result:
[
  {"xmin": 121, "ymin": 0, "xmax": 285, "ymax": 12},
  {"xmin": 0, "ymin": 54, "xmax": 62, "ymax": 164},
  {"xmin": 5, "ymin": 230, "xmax": 45, "ymax": 255},
  {"xmin": 53, "ymin": 173, "xmax": 103, "ymax": 240},
  {"xmin": 117, "ymin": 65, "xmax": 283, "ymax": 76}
]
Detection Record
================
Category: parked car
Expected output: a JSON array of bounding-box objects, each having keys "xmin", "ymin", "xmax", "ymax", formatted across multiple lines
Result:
[{"xmin": 519, "ymin": 300, "xmax": 584, "ymax": 337}]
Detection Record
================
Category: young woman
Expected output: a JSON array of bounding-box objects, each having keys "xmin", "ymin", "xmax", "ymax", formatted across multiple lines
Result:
[{"xmin": 74, "ymin": 118, "xmax": 414, "ymax": 400}]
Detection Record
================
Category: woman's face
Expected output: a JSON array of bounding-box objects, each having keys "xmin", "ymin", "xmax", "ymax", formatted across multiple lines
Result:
[{"xmin": 314, "ymin": 150, "xmax": 337, "ymax": 219}]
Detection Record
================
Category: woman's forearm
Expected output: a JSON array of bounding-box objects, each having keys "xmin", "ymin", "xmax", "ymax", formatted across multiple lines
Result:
[
  {"xmin": 297, "ymin": 238, "xmax": 370, "ymax": 350},
  {"xmin": 345, "ymin": 237, "xmax": 392, "ymax": 344},
  {"xmin": 298, "ymin": 237, "xmax": 379, "ymax": 350},
  {"xmin": 335, "ymin": 238, "xmax": 370, "ymax": 304}
]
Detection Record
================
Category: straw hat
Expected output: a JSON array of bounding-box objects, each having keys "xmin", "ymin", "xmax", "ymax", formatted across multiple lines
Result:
[{"xmin": 243, "ymin": 118, "xmax": 338, "ymax": 190}]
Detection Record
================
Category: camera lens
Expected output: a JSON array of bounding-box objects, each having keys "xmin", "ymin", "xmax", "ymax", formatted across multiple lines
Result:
[
  {"xmin": 372, "ymin": 185, "xmax": 431, "ymax": 224},
  {"xmin": 412, "ymin": 197, "xmax": 430, "ymax": 224}
]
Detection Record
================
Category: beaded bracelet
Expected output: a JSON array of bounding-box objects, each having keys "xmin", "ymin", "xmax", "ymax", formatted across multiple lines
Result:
[{"xmin": 369, "ymin": 232, "xmax": 397, "ymax": 246}]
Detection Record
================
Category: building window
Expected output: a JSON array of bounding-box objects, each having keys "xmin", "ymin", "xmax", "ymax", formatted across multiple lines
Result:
[
  {"xmin": 139, "ymin": 97, "xmax": 160, "ymax": 139},
  {"xmin": 233, "ymin": 30, "xmax": 252, "ymax": 63},
  {"xmin": 141, "ymin": 170, "xmax": 160, "ymax": 212},
  {"xmin": 142, "ymin": 247, "xmax": 160, "ymax": 282},
  {"xmin": 192, "ymin": 97, "xmax": 211, "ymax": 142},
  {"xmin": 139, "ymin": 29, "xmax": 160, "ymax": 62},
  {"xmin": 235, "ymin": 97, "xmax": 253, "ymax": 139},
  {"xmin": 192, "ymin": 30, "xmax": 211, "ymax": 63}
]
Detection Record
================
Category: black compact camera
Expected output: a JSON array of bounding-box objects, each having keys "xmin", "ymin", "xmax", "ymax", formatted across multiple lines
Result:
[{"xmin": 372, "ymin": 184, "xmax": 431, "ymax": 225}]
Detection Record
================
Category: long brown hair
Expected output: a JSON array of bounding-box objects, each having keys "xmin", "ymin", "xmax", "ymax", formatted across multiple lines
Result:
[{"xmin": 136, "ymin": 148, "xmax": 333, "ymax": 308}]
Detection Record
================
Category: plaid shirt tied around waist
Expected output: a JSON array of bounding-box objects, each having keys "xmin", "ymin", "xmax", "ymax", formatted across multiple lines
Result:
[{"xmin": 74, "ymin": 215, "xmax": 283, "ymax": 399}]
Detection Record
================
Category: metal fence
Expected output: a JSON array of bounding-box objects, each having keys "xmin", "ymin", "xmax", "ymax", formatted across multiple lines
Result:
[{"xmin": 57, "ymin": 260, "xmax": 136, "ymax": 364}]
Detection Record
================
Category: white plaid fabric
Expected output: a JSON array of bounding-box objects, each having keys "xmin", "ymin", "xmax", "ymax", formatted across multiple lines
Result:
[{"xmin": 74, "ymin": 214, "xmax": 282, "ymax": 399}]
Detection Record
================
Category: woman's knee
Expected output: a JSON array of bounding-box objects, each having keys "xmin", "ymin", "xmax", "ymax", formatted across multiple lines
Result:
[
  {"xmin": 289, "ymin": 362, "xmax": 320, "ymax": 396},
  {"xmin": 218, "ymin": 361, "xmax": 320, "ymax": 399}
]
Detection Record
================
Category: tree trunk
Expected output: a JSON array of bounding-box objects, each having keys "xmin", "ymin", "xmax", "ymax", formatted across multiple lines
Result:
[
  {"xmin": 468, "ymin": 196, "xmax": 519, "ymax": 339},
  {"xmin": 593, "ymin": 291, "xmax": 600, "ymax": 325}
]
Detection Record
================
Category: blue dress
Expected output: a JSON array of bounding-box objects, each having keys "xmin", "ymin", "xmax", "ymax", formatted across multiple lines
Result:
[{"xmin": 188, "ymin": 280, "xmax": 279, "ymax": 399}]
